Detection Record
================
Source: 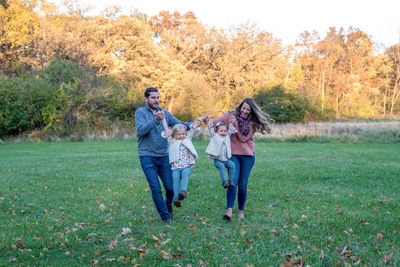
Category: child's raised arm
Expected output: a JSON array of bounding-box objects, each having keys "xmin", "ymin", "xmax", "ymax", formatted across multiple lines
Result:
[
  {"xmin": 161, "ymin": 114, "xmax": 173, "ymax": 143},
  {"xmin": 207, "ymin": 121, "xmax": 216, "ymax": 137},
  {"xmin": 187, "ymin": 119, "xmax": 201, "ymax": 140},
  {"xmin": 162, "ymin": 117, "xmax": 169, "ymax": 136},
  {"xmin": 228, "ymin": 123, "xmax": 238, "ymax": 136}
]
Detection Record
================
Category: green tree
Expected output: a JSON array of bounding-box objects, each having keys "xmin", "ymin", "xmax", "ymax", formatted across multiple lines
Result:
[
  {"xmin": 0, "ymin": 74, "xmax": 62, "ymax": 137},
  {"xmin": 40, "ymin": 60, "xmax": 87, "ymax": 130},
  {"xmin": 0, "ymin": 76, "xmax": 30, "ymax": 136},
  {"xmin": 0, "ymin": 0, "xmax": 8, "ymax": 8},
  {"xmin": 254, "ymin": 86, "xmax": 311, "ymax": 123}
]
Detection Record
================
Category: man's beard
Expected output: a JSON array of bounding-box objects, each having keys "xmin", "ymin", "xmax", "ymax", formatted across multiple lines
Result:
[{"xmin": 149, "ymin": 103, "xmax": 159, "ymax": 111}]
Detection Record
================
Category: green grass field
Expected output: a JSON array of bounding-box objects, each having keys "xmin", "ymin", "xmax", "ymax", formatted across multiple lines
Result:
[{"xmin": 0, "ymin": 140, "xmax": 399, "ymax": 266}]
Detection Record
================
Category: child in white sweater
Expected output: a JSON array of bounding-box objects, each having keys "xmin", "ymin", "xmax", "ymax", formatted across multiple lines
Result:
[
  {"xmin": 162, "ymin": 118, "xmax": 201, "ymax": 207},
  {"xmin": 206, "ymin": 121, "xmax": 237, "ymax": 188}
]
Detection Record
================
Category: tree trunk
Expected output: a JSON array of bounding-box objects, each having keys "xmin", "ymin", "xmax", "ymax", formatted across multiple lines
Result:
[
  {"xmin": 321, "ymin": 71, "xmax": 325, "ymax": 114},
  {"xmin": 383, "ymin": 83, "xmax": 387, "ymax": 117},
  {"xmin": 335, "ymin": 92, "xmax": 339, "ymax": 118},
  {"xmin": 390, "ymin": 78, "xmax": 400, "ymax": 115}
]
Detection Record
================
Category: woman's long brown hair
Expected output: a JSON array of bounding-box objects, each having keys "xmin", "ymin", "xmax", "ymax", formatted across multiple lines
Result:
[{"xmin": 235, "ymin": 98, "xmax": 272, "ymax": 134}]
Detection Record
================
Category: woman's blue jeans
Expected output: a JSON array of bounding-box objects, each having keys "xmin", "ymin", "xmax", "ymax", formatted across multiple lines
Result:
[
  {"xmin": 227, "ymin": 155, "xmax": 255, "ymax": 210},
  {"xmin": 213, "ymin": 159, "xmax": 235, "ymax": 181},
  {"xmin": 139, "ymin": 156, "xmax": 174, "ymax": 220},
  {"xmin": 172, "ymin": 167, "xmax": 191, "ymax": 198}
]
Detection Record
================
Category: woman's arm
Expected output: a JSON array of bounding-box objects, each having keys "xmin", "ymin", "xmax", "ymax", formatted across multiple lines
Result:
[{"xmin": 210, "ymin": 112, "xmax": 230, "ymax": 127}]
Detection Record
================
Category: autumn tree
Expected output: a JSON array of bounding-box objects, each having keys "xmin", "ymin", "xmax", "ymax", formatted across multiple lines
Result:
[
  {"xmin": 295, "ymin": 27, "xmax": 380, "ymax": 118},
  {"xmin": 2, "ymin": 0, "xmax": 400, "ymax": 138},
  {"xmin": 149, "ymin": 11, "xmax": 217, "ymax": 117},
  {"xmin": 151, "ymin": 11, "xmax": 290, "ymax": 116},
  {"xmin": 385, "ymin": 44, "xmax": 400, "ymax": 115},
  {"xmin": 208, "ymin": 25, "xmax": 289, "ymax": 111},
  {"xmin": 0, "ymin": 0, "xmax": 39, "ymax": 76}
]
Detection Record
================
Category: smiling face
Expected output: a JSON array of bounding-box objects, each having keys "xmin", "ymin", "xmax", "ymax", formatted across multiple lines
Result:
[
  {"xmin": 216, "ymin": 125, "xmax": 228, "ymax": 137},
  {"xmin": 145, "ymin": 92, "xmax": 160, "ymax": 110},
  {"xmin": 240, "ymin": 102, "xmax": 251, "ymax": 118},
  {"xmin": 174, "ymin": 128, "xmax": 187, "ymax": 140}
]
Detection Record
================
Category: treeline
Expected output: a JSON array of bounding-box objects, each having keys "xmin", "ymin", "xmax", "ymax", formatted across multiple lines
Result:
[{"xmin": 0, "ymin": 0, "xmax": 399, "ymax": 137}]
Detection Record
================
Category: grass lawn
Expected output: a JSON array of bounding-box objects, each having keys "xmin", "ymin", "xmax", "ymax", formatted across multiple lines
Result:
[{"xmin": 0, "ymin": 140, "xmax": 399, "ymax": 266}]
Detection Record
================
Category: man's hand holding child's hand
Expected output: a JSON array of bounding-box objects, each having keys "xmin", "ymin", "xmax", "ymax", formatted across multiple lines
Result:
[{"xmin": 155, "ymin": 111, "xmax": 165, "ymax": 121}]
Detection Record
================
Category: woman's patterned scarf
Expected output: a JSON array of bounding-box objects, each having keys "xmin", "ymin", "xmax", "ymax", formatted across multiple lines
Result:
[{"xmin": 236, "ymin": 115, "xmax": 251, "ymax": 136}]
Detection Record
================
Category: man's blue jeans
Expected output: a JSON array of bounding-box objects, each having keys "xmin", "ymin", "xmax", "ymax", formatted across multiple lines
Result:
[
  {"xmin": 227, "ymin": 155, "xmax": 255, "ymax": 210},
  {"xmin": 213, "ymin": 159, "xmax": 235, "ymax": 181},
  {"xmin": 172, "ymin": 167, "xmax": 191, "ymax": 199},
  {"xmin": 139, "ymin": 156, "xmax": 174, "ymax": 220}
]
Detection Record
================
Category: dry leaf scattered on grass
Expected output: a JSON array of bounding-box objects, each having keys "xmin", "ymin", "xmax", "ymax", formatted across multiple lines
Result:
[
  {"xmin": 383, "ymin": 254, "xmax": 392, "ymax": 264},
  {"xmin": 121, "ymin": 227, "xmax": 131, "ymax": 235},
  {"xmin": 98, "ymin": 204, "xmax": 106, "ymax": 212},
  {"xmin": 189, "ymin": 224, "xmax": 198, "ymax": 230}
]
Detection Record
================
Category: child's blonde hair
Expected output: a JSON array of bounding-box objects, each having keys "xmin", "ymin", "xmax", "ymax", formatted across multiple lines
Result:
[{"xmin": 171, "ymin": 124, "xmax": 187, "ymax": 138}]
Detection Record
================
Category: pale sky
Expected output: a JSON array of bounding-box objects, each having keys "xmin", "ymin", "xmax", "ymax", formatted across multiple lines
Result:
[{"xmin": 51, "ymin": 0, "xmax": 400, "ymax": 49}]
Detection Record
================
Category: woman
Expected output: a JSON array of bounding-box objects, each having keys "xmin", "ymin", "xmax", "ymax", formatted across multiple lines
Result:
[{"xmin": 208, "ymin": 98, "xmax": 271, "ymax": 220}]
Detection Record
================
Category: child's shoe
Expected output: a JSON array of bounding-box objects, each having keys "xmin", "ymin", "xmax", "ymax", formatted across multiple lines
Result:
[
  {"xmin": 173, "ymin": 198, "xmax": 181, "ymax": 208},
  {"xmin": 228, "ymin": 179, "xmax": 235, "ymax": 187},
  {"xmin": 222, "ymin": 180, "xmax": 229, "ymax": 189},
  {"xmin": 178, "ymin": 190, "xmax": 187, "ymax": 200}
]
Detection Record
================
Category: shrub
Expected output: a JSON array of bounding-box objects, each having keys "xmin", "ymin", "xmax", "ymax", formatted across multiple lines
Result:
[
  {"xmin": 254, "ymin": 85, "xmax": 313, "ymax": 123},
  {"xmin": 40, "ymin": 60, "xmax": 83, "ymax": 86},
  {"xmin": 40, "ymin": 60, "xmax": 88, "ymax": 130},
  {"xmin": 0, "ymin": 76, "xmax": 30, "ymax": 136}
]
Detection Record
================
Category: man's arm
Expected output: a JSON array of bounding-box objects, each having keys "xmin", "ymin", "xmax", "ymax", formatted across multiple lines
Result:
[
  {"xmin": 135, "ymin": 109, "xmax": 159, "ymax": 137},
  {"xmin": 165, "ymin": 110, "xmax": 192, "ymax": 129}
]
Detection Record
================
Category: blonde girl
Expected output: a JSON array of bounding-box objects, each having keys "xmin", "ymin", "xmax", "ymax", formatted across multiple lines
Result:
[{"xmin": 162, "ymin": 119, "xmax": 201, "ymax": 207}]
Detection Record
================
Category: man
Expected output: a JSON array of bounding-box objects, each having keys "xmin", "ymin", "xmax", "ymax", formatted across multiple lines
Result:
[{"xmin": 135, "ymin": 87, "xmax": 193, "ymax": 223}]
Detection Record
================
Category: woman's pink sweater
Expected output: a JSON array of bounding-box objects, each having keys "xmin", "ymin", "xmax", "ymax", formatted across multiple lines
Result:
[{"xmin": 211, "ymin": 113, "xmax": 255, "ymax": 156}]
